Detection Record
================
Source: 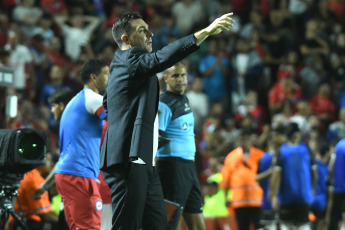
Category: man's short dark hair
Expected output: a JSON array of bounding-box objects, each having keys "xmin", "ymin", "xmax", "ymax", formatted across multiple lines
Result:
[
  {"xmin": 48, "ymin": 88, "xmax": 75, "ymax": 105},
  {"xmin": 112, "ymin": 12, "xmax": 142, "ymax": 48},
  {"xmin": 163, "ymin": 61, "xmax": 186, "ymax": 76},
  {"xmin": 285, "ymin": 122, "xmax": 300, "ymax": 140},
  {"xmin": 80, "ymin": 59, "xmax": 108, "ymax": 84},
  {"xmin": 273, "ymin": 125, "xmax": 286, "ymax": 135},
  {"xmin": 318, "ymin": 141, "xmax": 329, "ymax": 157}
]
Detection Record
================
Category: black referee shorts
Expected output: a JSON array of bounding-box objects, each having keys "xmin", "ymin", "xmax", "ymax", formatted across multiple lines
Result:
[
  {"xmin": 156, "ymin": 157, "xmax": 203, "ymax": 214},
  {"xmin": 280, "ymin": 203, "xmax": 310, "ymax": 224}
]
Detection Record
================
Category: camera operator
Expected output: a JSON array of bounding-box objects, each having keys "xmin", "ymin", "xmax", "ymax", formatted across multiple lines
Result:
[{"xmin": 7, "ymin": 153, "xmax": 58, "ymax": 230}]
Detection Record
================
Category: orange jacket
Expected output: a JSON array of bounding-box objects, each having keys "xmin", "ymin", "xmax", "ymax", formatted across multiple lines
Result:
[
  {"xmin": 15, "ymin": 169, "xmax": 52, "ymax": 222},
  {"xmin": 221, "ymin": 147, "xmax": 264, "ymax": 209}
]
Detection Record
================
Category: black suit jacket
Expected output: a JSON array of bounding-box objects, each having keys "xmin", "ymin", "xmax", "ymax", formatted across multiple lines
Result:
[{"xmin": 100, "ymin": 35, "xmax": 199, "ymax": 168}]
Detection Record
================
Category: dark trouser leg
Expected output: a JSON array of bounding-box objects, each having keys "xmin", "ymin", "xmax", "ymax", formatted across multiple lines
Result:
[
  {"xmin": 102, "ymin": 163, "xmax": 166, "ymax": 230},
  {"xmin": 235, "ymin": 208, "xmax": 251, "ymax": 230},
  {"xmin": 250, "ymin": 207, "xmax": 262, "ymax": 229},
  {"xmin": 102, "ymin": 163, "xmax": 145, "ymax": 230},
  {"xmin": 142, "ymin": 167, "xmax": 167, "ymax": 230},
  {"xmin": 235, "ymin": 207, "xmax": 261, "ymax": 230}
]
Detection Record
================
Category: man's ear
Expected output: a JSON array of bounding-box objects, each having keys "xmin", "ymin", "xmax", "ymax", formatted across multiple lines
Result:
[
  {"xmin": 90, "ymin": 73, "xmax": 96, "ymax": 81},
  {"xmin": 59, "ymin": 102, "xmax": 65, "ymax": 110},
  {"xmin": 163, "ymin": 75, "xmax": 168, "ymax": 83},
  {"xmin": 121, "ymin": 34, "xmax": 130, "ymax": 44}
]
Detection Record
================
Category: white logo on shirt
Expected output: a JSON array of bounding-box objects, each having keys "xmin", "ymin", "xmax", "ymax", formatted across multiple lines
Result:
[
  {"xmin": 182, "ymin": 123, "xmax": 187, "ymax": 130},
  {"xmin": 95, "ymin": 200, "xmax": 103, "ymax": 211}
]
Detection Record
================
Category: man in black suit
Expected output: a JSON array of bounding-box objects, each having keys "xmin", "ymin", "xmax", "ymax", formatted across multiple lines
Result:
[{"xmin": 100, "ymin": 12, "xmax": 235, "ymax": 230}]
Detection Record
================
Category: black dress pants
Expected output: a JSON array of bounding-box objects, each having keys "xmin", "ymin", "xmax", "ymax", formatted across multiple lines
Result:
[{"xmin": 102, "ymin": 163, "xmax": 167, "ymax": 230}]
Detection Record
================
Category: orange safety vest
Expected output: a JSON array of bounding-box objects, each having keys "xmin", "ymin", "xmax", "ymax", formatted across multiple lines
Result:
[
  {"xmin": 15, "ymin": 169, "xmax": 52, "ymax": 222},
  {"xmin": 221, "ymin": 147, "xmax": 264, "ymax": 209}
]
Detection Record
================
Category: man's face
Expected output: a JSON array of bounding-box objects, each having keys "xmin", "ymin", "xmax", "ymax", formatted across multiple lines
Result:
[
  {"xmin": 95, "ymin": 66, "xmax": 109, "ymax": 95},
  {"xmin": 50, "ymin": 65, "xmax": 63, "ymax": 82},
  {"xmin": 51, "ymin": 103, "xmax": 64, "ymax": 121},
  {"xmin": 128, "ymin": 19, "xmax": 153, "ymax": 52},
  {"xmin": 8, "ymin": 31, "xmax": 18, "ymax": 47},
  {"xmin": 271, "ymin": 131, "xmax": 286, "ymax": 147},
  {"xmin": 165, "ymin": 65, "xmax": 188, "ymax": 95}
]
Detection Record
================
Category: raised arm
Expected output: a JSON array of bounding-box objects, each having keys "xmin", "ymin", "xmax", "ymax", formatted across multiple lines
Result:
[
  {"xmin": 128, "ymin": 13, "xmax": 235, "ymax": 78},
  {"xmin": 83, "ymin": 15, "xmax": 101, "ymax": 32},
  {"xmin": 194, "ymin": 13, "xmax": 235, "ymax": 46},
  {"xmin": 54, "ymin": 15, "xmax": 68, "ymax": 29}
]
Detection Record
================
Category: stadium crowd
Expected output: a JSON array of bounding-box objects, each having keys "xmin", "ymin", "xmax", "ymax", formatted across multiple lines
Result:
[{"xmin": 1, "ymin": 0, "xmax": 345, "ymax": 229}]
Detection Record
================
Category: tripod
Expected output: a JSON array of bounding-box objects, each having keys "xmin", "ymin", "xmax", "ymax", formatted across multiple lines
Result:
[{"xmin": 0, "ymin": 182, "xmax": 28, "ymax": 230}]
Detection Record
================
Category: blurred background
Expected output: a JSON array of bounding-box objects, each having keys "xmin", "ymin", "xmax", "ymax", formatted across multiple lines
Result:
[{"xmin": 0, "ymin": 0, "xmax": 345, "ymax": 229}]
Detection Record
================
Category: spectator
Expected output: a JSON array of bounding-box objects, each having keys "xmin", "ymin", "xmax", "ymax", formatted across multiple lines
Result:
[
  {"xmin": 199, "ymin": 39, "xmax": 230, "ymax": 109},
  {"xmin": 300, "ymin": 19, "xmax": 329, "ymax": 58},
  {"xmin": 31, "ymin": 14, "xmax": 55, "ymax": 46},
  {"xmin": 199, "ymin": 120, "xmax": 227, "ymax": 161},
  {"xmin": 202, "ymin": 0, "xmax": 221, "ymax": 23},
  {"xmin": 219, "ymin": 118, "xmax": 241, "ymax": 152},
  {"xmin": 288, "ymin": 0, "xmax": 313, "ymax": 35},
  {"xmin": 54, "ymin": 12, "xmax": 100, "ymax": 61},
  {"xmin": 309, "ymin": 83, "xmax": 336, "ymax": 126},
  {"xmin": 240, "ymin": 10, "xmax": 265, "ymax": 41},
  {"xmin": 230, "ymin": 0, "xmax": 251, "ymax": 23},
  {"xmin": 12, "ymin": 0, "xmax": 43, "ymax": 36},
  {"xmin": 171, "ymin": 0, "xmax": 202, "ymax": 35},
  {"xmin": 331, "ymin": 52, "xmax": 345, "ymax": 108},
  {"xmin": 40, "ymin": 0, "xmax": 67, "ymax": 16},
  {"xmin": 93, "ymin": 27, "xmax": 115, "ymax": 55},
  {"xmin": 268, "ymin": 65, "xmax": 302, "ymax": 114},
  {"xmin": 40, "ymin": 65, "xmax": 69, "ymax": 106},
  {"xmin": 235, "ymin": 90, "xmax": 266, "ymax": 133},
  {"xmin": 150, "ymin": 14, "xmax": 180, "ymax": 51},
  {"xmin": 304, "ymin": 114, "xmax": 324, "ymax": 141},
  {"xmin": 314, "ymin": 0, "xmax": 339, "ymax": 36},
  {"xmin": 271, "ymin": 99, "xmax": 294, "ymax": 129},
  {"xmin": 186, "ymin": 77, "xmax": 209, "ymax": 136},
  {"xmin": 231, "ymin": 38, "xmax": 263, "ymax": 107},
  {"xmin": 267, "ymin": 0, "xmax": 295, "ymax": 60},
  {"xmin": 4, "ymin": 30, "xmax": 34, "ymax": 91},
  {"xmin": 45, "ymin": 36, "xmax": 71, "ymax": 68},
  {"xmin": 327, "ymin": 108, "xmax": 345, "ymax": 145},
  {"xmin": 290, "ymin": 100, "xmax": 311, "ymax": 135},
  {"xmin": 299, "ymin": 54, "xmax": 328, "ymax": 99}
]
